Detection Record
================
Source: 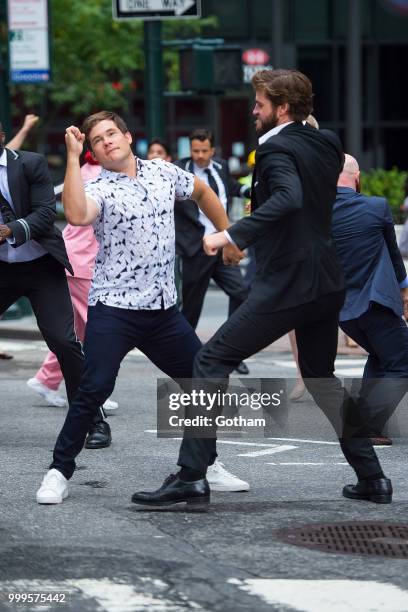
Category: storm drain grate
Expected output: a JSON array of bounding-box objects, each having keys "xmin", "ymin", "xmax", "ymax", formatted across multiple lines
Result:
[{"xmin": 276, "ymin": 522, "xmax": 408, "ymax": 558}]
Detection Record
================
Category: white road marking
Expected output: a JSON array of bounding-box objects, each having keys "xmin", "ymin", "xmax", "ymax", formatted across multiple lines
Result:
[
  {"xmin": 266, "ymin": 462, "xmax": 349, "ymax": 466},
  {"xmin": 229, "ymin": 578, "xmax": 408, "ymax": 612},
  {"xmin": 0, "ymin": 579, "xmax": 206, "ymax": 611},
  {"xmin": 0, "ymin": 339, "xmax": 47, "ymax": 352},
  {"xmin": 335, "ymin": 368, "xmax": 365, "ymax": 376},
  {"xmin": 267, "ymin": 437, "xmax": 339, "ymax": 445},
  {"xmin": 237, "ymin": 444, "xmax": 297, "ymax": 457},
  {"xmin": 271, "ymin": 359, "xmax": 366, "ymax": 377}
]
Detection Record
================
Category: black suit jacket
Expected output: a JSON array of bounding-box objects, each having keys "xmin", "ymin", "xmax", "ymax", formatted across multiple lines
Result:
[
  {"xmin": 228, "ymin": 122, "xmax": 345, "ymax": 312},
  {"xmin": 174, "ymin": 157, "xmax": 249, "ymax": 257},
  {"xmin": 5, "ymin": 148, "xmax": 72, "ymax": 274}
]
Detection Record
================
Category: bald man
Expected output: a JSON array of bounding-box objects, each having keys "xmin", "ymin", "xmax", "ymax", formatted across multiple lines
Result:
[{"xmin": 331, "ymin": 155, "xmax": 408, "ymax": 499}]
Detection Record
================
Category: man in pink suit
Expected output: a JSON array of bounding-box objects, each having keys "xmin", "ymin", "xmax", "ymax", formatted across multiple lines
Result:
[{"xmin": 27, "ymin": 154, "xmax": 116, "ymax": 448}]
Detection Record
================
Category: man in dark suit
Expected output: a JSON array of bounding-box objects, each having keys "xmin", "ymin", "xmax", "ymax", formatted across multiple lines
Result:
[
  {"xmin": 332, "ymin": 154, "xmax": 408, "ymax": 452},
  {"xmin": 175, "ymin": 129, "xmax": 250, "ymax": 374},
  {"xmin": 133, "ymin": 69, "xmax": 391, "ymax": 509},
  {"xmin": 0, "ymin": 123, "xmax": 108, "ymax": 446}
]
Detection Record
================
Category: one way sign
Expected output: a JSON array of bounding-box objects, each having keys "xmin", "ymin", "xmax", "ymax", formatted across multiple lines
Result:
[{"xmin": 113, "ymin": 0, "xmax": 201, "ymax": 20}]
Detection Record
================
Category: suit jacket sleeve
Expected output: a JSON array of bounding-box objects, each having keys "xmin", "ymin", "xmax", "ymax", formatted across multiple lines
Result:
[
  {"xmin": 227, "ymin": 148, "xmax": 302, "ymax": 250},
  {"xmin": 382, "ymin": 199, "xmax": 407, "ymax": 283},
  {"xmin": 7, "ymin": 154, "xmax": 57, "ymax": 247}
]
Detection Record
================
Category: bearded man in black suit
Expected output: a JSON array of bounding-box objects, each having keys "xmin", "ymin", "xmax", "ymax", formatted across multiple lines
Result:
[{"xmin": 133, "ymin": 70, "xmax": 392, "ymax": 509}]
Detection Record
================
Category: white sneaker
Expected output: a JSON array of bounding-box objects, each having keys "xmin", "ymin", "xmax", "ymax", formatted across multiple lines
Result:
[
  {"xmin": 206, "ymin": 460, "xmax": 250, "ymax": 492},
  {"xmin": 27, "ymin": 378, "xmax": 67, "ymax": 407},
  {"xmin": 103, "ymin": 398, "xmax": 119, "ymax": 411},
  {"xmin": 36, "ymin": 469, "xmax": 68, "ymax": 504}
]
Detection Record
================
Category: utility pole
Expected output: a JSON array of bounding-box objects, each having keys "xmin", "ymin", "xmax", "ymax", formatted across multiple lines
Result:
[
  {"xmin": 144, "ymin": 21, "xmax": 164, "ymax": 141},
  {"xmin": 0, "ymin": 0, "xmax": 11, "ymax": 136},
  {"xmin": 271, "ymin": 0, "xmax": 284, "ymax": 68},
  {"xmin": 346, "ymin": 0, "xmax": 362, "ymax": 161}
]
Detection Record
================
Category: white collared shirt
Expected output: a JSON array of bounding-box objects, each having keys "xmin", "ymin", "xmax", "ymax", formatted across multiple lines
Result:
[
  {"xmin": 85, "ymin": 157, "xmax": 195, "ymax": 310},
  {"xmin": 258, "ymin": 121, "xmax": 294, "ymax": 145},
  {"xmin": 193, "ymin": 161, "xmax": 227, "ymax": 236}
]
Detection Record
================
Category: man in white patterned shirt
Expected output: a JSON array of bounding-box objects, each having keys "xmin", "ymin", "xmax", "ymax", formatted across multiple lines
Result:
[{"xmin": 36, "ymin": 111, "xmax": 246, "ymax": 505}]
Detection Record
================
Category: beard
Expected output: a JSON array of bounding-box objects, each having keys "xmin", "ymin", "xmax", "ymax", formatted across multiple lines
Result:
[{"xmin": 255, "ymin": 108, "xmax": 279, "ymax": 136}]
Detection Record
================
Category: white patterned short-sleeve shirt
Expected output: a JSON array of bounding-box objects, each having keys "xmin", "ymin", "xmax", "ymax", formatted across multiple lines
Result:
[{"xmin": 84, "ymin": 157, "xmax": 194, "ymax": 310}]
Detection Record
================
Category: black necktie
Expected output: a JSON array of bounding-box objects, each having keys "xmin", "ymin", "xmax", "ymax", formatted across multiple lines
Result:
[{"xmin": 204, "ymin": 168, "xmax": 219, "ymax": 196}]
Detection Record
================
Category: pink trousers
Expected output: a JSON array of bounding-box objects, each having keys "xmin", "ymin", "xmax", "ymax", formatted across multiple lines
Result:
[{"xmin": 36, "ymin": 277, "xmax": 90, "ymax": 390}]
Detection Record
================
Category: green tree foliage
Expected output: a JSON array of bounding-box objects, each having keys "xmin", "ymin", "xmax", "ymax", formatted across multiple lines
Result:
[
  {"xmin": 360, "ymin": 167, "xmax": 408, "ymax": 224},
  {"xmin": 11, "ymin": 0, "xmax": 216, "ymax": 119}
]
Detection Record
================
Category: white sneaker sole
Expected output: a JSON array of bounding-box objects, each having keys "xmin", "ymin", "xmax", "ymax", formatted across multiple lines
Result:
[
  {"xmin": 36, "ymin": 489, "xmax": 68, "ymax": 504},
  {"xmin": 208, "ymin": 482, "xmax": 250, "ymax": 492}
]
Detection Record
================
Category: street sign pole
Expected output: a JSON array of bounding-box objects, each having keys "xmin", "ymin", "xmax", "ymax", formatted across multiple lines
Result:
[
  {"xmin": 0, "ymin": 0, "xmax": 11, "ymax": 136},
  {"xmin": 144, "ymin": 20, "xmax": 164, "ymax": 141}
]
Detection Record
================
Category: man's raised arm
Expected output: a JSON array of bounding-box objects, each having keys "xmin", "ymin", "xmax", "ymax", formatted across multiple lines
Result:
[{"xmin": 62, "ymin": 126, "xmax": 99, "ymax": 226}]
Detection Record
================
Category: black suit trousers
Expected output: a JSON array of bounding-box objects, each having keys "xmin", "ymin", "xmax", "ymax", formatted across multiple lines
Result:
[
  {"xmin": 181, "ymin": 250, "xmax": 249, "ymax": 329},
  {"xmin": 178, "ymin": 290, "xmax": 383, "ymax": 480},
  {"xmin": 341, "ymin": 303, "xmax": 408, "ymax": 436},
  {"xmin": 0, "ymin": 255, "xmax": 84, "ymax": 403}
]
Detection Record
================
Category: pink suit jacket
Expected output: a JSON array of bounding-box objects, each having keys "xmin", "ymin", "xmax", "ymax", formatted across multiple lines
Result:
[{"xmin": 63, "ymin": 162, "xmax": 101, "ymax": 280}]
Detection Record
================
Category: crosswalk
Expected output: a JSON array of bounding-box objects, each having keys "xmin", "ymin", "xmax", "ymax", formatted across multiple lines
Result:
[{"xmin": 2, "ymin": 577, "xmax": 407, "ymax": 612}]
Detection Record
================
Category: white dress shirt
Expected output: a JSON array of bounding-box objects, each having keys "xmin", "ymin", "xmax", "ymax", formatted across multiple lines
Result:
[{"xmin": 194, "ymin": 161, "xmax": 228, "ymax": 236}]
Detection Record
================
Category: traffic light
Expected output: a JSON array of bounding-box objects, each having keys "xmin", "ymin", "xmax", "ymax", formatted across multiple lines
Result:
[{"xmin": 179, "ymin": 45, "xmax": 242, "ymax": 92}]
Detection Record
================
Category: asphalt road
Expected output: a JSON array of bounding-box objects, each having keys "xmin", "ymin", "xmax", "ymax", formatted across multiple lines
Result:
[{"xmin": 1, "ymin": 290, "xmax": 408, "ymax": 612}]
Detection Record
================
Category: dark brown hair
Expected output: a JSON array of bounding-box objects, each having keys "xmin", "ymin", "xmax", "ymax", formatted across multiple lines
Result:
[
  {"xmin": 82, "ymin": 111, "xmax": 129, "ymax": 146},
  {"xmin": 147, "ymin": 138, "xmax": 171, "ymax": 158},
  {"xmin": 189, "ymin": 128, "xmax": 214, "ymax": 147},
  {"xmin": 252, "ymin": 69, "xmax": 313, "ymax": 121}
]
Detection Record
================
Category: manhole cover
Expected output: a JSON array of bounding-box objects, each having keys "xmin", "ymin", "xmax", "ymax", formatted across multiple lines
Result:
[{"xmin": 276, "ymin": 522, "xmax": 408, "ymax": 558}]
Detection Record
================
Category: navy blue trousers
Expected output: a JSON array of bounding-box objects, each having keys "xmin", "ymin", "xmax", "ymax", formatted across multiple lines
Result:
[
  {"xmin": 51, "ymin": 302, "xmax": 202, "ymax": 479},
  {"xmin": 341, "ymin": 303, "xmax": 408, "ymax": 436}
]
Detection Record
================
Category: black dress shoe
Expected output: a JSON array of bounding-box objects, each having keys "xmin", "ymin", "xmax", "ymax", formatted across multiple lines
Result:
[
  {"xmin": 85, "ymin": 420, "xmax": 112, "ymax": 449},
  {"xmin": 131, "ymin": 473, "xmax": 210, "ymax": 510},
  {"xmin": 235, "ymin": 362, "xmax": 249, "ymax": 375},
  {"xmin": 342, "ymin": 477, "xmax": 392, "ymax": 504}
]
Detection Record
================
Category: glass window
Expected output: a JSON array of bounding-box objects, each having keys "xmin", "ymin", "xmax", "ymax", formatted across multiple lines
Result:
[
  {"xmin": 298, "ymin": 46, "xmax": 333, "ymax": 121},
  {"xmin": 375, "ymin": 1, "xmax": 408, "ymax": 41},
  {"xmin": 202, "ymin": 0, "xmax": 249, "ymax": 39},
  {"xmin": 382, "ymin": 128, "xmax": 408, "ymax": 169},
  {"xmin": 379, "ymin": 46, "xmax": 408, "ymax": 120},
  {"xmin": 294, "ymin": 0, "xmax": 329, "ymax": 41}
]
